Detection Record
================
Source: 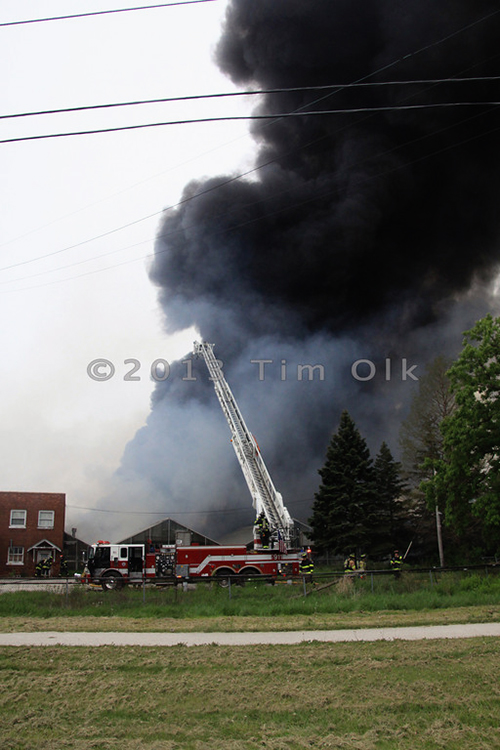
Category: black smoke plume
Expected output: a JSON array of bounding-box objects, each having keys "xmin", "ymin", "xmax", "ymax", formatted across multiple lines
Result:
[{"xmin": 112, "ymin": 0, "xmax": 500, "ymax": 540}]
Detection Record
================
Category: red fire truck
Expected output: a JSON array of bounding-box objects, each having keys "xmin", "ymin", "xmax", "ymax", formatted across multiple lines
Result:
[
  {"xmin": 87, "ymin": 342, "xmax": 307, "ymax": 590},
  {"xmin": 87, "ymin": 540, "xmax": 300, "ymax": 589}
]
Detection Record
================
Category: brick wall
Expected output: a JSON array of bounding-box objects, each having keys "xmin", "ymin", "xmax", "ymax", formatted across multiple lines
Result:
[{"xmin": 0, "ymin": 492, "xmax": 66, "ymax": 576}]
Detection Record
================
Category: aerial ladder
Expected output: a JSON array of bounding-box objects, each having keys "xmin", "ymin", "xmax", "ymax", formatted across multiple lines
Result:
[{"xmin": 194, "ymin": 341, "xmax": 295, "ymax": 549}]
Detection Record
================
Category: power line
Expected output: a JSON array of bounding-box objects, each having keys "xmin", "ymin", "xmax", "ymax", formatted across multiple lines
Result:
[
  {"xmin": 1, "ymin": 101, "xmax": 498, "ymax": 145},
  {"xmin": 2, "ymin": 77, "xmax": 499, "ymax": 122},
  {"xmin": 1, "ymin": 92, "xmax": 497, "ymax": 282},
  {"xmin": 1, "ymin": 88, "xmax": 498, "ymax": 288},
  {"xmin": 68, "ymin": 497, "xmax": 309, "ymax": 515},
  {"xmin": 0, "ymin": 159, "xmax": 273, "ymax": 273},
  {"xmin": 2, "ymin": 78, "xmax": 498, "ymax": 283},
  {"xmin": 4, "ymin": 113, "xmax": 499, "ymax": 294},
  {"xmin": 2, "ymin": 7, "xmax": 498, "ymax": 284},
  {"xmin": 0, "ymin": 1, "xmax": 218, "ymax": 28},
  {"xmin": 1, "ymin": 63, "xmax": 495, "ymax": 269},
  {"xmin": 67, "ymin": 503, "xmax": 251, "ymax": 515}
]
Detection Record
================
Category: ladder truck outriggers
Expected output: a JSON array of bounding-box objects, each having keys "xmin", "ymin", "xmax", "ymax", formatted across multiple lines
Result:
[{"xmin": 87, "ymin": 342, "xmax": 301, "ymax": 590}]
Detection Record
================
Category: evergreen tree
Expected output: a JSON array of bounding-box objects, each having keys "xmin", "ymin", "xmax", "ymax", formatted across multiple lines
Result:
[
  {"xmin": 309, "ymin": 410, "xmax": 377, "ymax": 555},
  {"xmin": 373, "ymin": 441, "xmax": 406, "ymax": 553}
]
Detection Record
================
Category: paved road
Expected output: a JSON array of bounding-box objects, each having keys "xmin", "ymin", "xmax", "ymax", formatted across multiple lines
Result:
[{"xmin": 1, "ymin": 622, "xmax": 499, "ymax": 646}]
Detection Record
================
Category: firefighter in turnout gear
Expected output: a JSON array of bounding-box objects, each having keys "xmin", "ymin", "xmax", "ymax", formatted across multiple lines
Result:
[
  {"xmin": 41, "ymin": 556, "xmax": 52, "ymax": 577},
  {"xmin": 299, "ymin": 551, "xmax": 314, "ymax": 582},
  {"xmin": 59, "ymin": 553, "xmax": 68, "ymax": 577},
  {"xmin": 35, "ymin": 559, "xmax": 44, "ymax": 577},
  {"xmin": 344, "ymin": 553, "xmax": 356, "ymax": 575},
  {"xmin": 255, "ymin": 511, "xmax": 270, "ymax": 548},
  {"xmin": 390, "ymin": 550, "xmax": 403, "ymax": 578}
]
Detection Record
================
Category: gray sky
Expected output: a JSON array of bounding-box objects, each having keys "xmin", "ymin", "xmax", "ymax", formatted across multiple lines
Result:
[{"xmin": 0, "ymin": 0, "xmax": 253, "ymax": 540}]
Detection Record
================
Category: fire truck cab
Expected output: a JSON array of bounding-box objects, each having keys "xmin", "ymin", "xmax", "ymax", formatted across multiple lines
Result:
[{"xmin": 87, "ymin": 541, "xmax": 168, "ymax": 590}]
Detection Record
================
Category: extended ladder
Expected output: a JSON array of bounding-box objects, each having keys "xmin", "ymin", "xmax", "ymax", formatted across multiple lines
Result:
[{"xmin": 194, "ymin": 341, "xmax": 294, "ymax": 547}]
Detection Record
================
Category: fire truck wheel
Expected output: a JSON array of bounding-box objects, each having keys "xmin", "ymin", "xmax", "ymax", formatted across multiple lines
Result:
[
  {"xmin": 100, "ymin": 571, "xmax": 124, "ymax": 591},
  {"xmin": 213, "ymin": 568, "xmax": 234, "ymax": 588},
  {"xmin": 238, "ymin": 567, "xmax": 261, "ymax": 585}
]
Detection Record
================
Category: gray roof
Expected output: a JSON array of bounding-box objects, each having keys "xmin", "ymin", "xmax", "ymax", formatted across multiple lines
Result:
[{"xmin": 119, "ymin": 517, "xmax": 219, "ymax": 547}]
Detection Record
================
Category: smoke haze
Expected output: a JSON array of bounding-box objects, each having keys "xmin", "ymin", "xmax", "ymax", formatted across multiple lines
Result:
[{"xmin": 109, "ymin": 0, "xmax": 500, "ymax": 540}]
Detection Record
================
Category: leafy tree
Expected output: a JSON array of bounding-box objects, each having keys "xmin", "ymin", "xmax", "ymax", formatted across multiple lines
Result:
[
  {"xmin": 309, "ymin": 410, "xmax": 377, "ymax": 555},
  {"xmin": 423, "ymin": 314, "xmax": 500, "ymax": 546},
  {"xmin": 373, "ymin": 441, "xmax": 406, "ymax": 552},
  {"xmin": 399, "ymin": 355, "xmax": 455, "ymax": 484},
  {"xmin": 398, "ymin": 356, "xmax": 457, "ymax": 562}
]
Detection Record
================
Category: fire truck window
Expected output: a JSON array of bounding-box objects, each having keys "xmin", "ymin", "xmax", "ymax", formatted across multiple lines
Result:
[
  {"xmin": 120, "ymin": 548, "xmax": 128, "ymax": 558},
  {"xmin": 96, "ymin": 547, "xmax": 110, "ymax": 566},
  {"xmin": 129, "ymin": 547, "xmax": 143, "ymax": 572}
]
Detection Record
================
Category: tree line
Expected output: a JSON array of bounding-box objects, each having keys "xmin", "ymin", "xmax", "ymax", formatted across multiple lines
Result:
[{"xmin": 309, "ymin": 314, "xmax": 500, "ymax": 565}]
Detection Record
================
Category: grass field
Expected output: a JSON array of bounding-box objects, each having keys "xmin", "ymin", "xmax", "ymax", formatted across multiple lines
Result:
[
  {"xmin": 1, "ymin": 573, "xmax": 500, "ymax": 749},
  {"xmin": 1, "ymin": 638, "xmax": 499, "ymax": 749}
]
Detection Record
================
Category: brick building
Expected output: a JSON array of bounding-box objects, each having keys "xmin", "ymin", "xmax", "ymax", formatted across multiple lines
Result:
[{"xmin": 0, "ymin": 492, "xmax": 66, "ymax": 576}]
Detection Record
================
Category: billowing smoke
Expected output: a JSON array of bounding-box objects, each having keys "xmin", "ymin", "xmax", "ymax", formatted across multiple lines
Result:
[{"xmin": 112, "ymin": 0, "xmax": 500, "ymax": 540}]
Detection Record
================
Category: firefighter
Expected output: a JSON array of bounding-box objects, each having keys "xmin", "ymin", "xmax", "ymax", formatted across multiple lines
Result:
[
  {"xmin": 255, "ymin": 511, "xmax": 270, "ymax": 549},
  {"xmin": 41, "ymin": 556, "xmax": 52, "ymax": 577},
  {"xmin": 344, "ymin": 553, "xmax": 356, "ymax": 575},
  {"xmin": 35, "ymin": 559, "xmax": 44, "ymax": 577},
  {"xmin": 82, "ymin": 564, "xmax": 90, "ymax": 584},
  {"xmin": 59, "ymin": 553, "xmax": 68, "ymax": 577},
  {"xmin": 299, "ymin": 551, "xmax": 314, "ymax": 582},
  {"xmin": 390, "ymin": 549, "xmax": 403, "ymax": 578}
]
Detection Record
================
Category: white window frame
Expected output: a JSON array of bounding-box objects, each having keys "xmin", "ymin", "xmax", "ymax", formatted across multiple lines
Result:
[
  {"xmin": 7, "ymin": 546, "xmax": 24, "ymax": 565},
  {"xmin": 38, "ymin": 510, "xmax": 55, "ymax": 529},
  {"xmin": 9, "ymin": 509, "xmax": 27, "ymax": 528}
]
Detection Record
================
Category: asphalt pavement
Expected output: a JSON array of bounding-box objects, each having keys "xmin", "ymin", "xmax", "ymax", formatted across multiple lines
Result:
[{"xmin": 1, "ymin": 622, "xmax": 499, "ymax": 646}]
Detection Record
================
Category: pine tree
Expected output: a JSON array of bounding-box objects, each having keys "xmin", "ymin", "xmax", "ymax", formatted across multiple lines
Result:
[
  {"xmin": 309, "ymin": 410, "xmax": 377, "ymax": 555},
  {"xmin": 373, "ymin": 442, "xmax": 405, "ymax": 553}
]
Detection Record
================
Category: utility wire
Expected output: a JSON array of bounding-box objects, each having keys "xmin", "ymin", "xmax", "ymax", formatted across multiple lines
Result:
[
  {"xmin": 2, "ymin": 77, "xmax": 499, "ymax": 121},
  {"xmin": 2, "ymin": 7, "xmax": 498, "ymax": 281},
  {"xmin": 1, "ymin": 81, "xmax": 498, "ymax": 279},
  {"xmin": 1, "ymin": 84, "xmax": 497, "ymax": 278},
  {"xmin": 1, "ymin": 101, "xmax": 498, "ymax": 145},
  {"xmin": 0, "ymin": 1, "xmax": 218, "ymax": 28},
  {"xmin": 4, "ymin": 113, "xmax": 500, "ymax": 294},
  {"xmin": 0, "ymin": 159, "xmax": 273, "ymax": 273},
  {"xmin": 1, "ymin": 64, "xmax": 496, "ymax": 252},
  {"xmin": 67, "ymin": 503, "xmax": 251, "ymax": 515}
]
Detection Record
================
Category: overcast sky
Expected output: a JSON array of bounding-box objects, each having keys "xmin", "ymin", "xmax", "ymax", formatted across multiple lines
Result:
[{"xmin": 0, "ymin": 0, "xmax": 254, "ymax": 540}]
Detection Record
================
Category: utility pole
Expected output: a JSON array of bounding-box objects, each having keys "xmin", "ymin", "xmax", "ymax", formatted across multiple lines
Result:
[{"xmin": 436, "ymin": 504, "xmax": 445, "ymax": 567}]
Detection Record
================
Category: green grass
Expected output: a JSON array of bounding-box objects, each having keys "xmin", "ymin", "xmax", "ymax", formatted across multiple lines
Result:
[
  {"xmin": 1, "ymin": 638, "xmax": 499, "ymax": 749},
  {"xmin": 1, "ymin": 571, "xmax": 500, "ymax": 632},
  {"xmin": 2, "ymin": 571, "xmax": 500, "ymax": 620}
]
